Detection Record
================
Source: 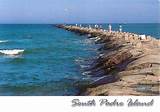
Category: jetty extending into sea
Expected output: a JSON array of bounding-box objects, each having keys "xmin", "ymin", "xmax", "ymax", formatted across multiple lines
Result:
[{"xmin": 57, "ymin": 24, "xmax": 160, "ymax": 96}]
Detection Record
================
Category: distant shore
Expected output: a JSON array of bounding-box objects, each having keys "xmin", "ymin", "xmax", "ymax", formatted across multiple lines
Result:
[{"xmin": 57, "ymin": 24, "xmax": 160, "ymax": 96}]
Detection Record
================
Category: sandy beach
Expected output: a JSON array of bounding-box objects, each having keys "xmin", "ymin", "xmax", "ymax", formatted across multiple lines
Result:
[{"xmin": 57, "ymin": 24, "xmax": 160, "ymax": 96}]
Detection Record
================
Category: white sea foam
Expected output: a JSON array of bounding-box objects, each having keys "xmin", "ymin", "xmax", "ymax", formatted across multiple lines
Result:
[
  {"xmin": 0, "ymin": 49, "xmax": 24, "ymax": 55},
  {"xmin": 75, "ymin": 58, "xmax": 85, "ymax": 63},
  {"xmin": 82, "ymin": 39, "xmax": 94, "ymax": 44},
  {"xmin": 90, "ymin": 36, "xmax": 101, "ymax": 42},
  {"xmin": 92, "ymin": 76, "xmax": 106, "ymax": 82},
  {"xmin": 80, "ymin": 65, "xmax": 90, "ymax": 69},
  {"xmin": 0, "ymin": 40, "xmax": 9, "ymax": 43},
  {"xmin": 90, "ymin": 37, "xmax": 97, "ymax": 40},
  {"xmin": 82, "ymin": 71, "xmax": 91, "ymax": 75}
]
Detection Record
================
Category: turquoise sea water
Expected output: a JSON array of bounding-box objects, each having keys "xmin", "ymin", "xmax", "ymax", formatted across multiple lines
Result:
[{"xmin": 0, "ymin": 24, "xmax": 159, "ymax": 96}]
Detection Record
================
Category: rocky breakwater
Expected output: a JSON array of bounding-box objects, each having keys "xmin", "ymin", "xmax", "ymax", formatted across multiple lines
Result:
[{"xmin": 57, "ymin": 25, "xmax": 160, "ymax": 96}]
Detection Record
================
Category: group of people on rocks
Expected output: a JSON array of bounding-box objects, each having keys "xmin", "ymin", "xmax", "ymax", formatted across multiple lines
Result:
[{"xmin": 75, "ymin": 24, "xmax": 123, "ymax": 32}]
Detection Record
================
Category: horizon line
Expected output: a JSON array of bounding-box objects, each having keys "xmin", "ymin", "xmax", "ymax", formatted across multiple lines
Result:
[{"xmin": 0, "ymin": 22, "xmax": 159, "ymax": 25}]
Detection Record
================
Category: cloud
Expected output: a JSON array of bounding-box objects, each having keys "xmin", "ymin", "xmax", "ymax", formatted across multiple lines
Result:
[{"xmin": 64, "ymin": 8, "xmax": 69, "ymax": 12}]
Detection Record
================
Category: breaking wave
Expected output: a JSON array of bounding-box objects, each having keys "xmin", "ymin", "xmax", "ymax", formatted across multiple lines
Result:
[
  {"xmin": 0, "ymin": 40, "xmax": 9, "ymax": 43},
  {"xmin": 0, "ymin": 49, "xmax": 24, "ymax": 55}
]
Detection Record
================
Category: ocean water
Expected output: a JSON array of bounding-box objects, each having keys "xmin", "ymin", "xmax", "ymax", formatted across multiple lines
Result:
[
  {"xmin": 0, "ymin": 24, "xmax": 159, "ymax": 96},
  {"xmin": 0, "ymin": 24, "xmax": 97, "ymax": 95}
]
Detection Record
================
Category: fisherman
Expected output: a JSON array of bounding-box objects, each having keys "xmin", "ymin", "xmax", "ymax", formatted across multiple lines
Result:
[
  {"xmin": 119, "ymin": 25, "xmax": 122, "ymax": 32},
  {"xmin": 95, "ymin": 24, "xmax": 98, "ymax": 29},
  {"xmin": 97, "ymin": 24, "xmax": 99, "ymax": 28},
  {"xmin": 100, "ymin": 25, "xmax": 102, "ymax": 29},
  {"xmin": 108, "ymin": 24, "xmax": 112, "ymax": 32}
]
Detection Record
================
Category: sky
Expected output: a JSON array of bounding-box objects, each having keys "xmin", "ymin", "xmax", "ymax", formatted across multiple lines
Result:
[{"xmin": 0, "ymin": 0, "xmax": 159, "ymax": 23}]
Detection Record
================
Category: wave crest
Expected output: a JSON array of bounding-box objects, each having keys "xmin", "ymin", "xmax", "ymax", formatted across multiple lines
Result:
[
  {"xmin": 0, "ymin": 49, "xmax": 24, "ymax": 55},
  {"xmin": 0, "ymin": 40, "xmax": 9, "ymax": 43}
]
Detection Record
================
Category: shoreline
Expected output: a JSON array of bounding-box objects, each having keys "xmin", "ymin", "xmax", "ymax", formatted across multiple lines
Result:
[{"xmin": 57, "ymin": 24, "xmax": 160, "ymax": 96}]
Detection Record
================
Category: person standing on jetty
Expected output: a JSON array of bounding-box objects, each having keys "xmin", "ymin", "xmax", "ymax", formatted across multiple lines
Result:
[
  {"xmin": 95, "ymin": 24, "xmax": 98, "ymax": 28},
  {"xmin": 119, "ymin": 25, "xmax": 122, "ymax": 32},
  {"xmin": 108, "ymin": 24, "xmax": 112, "ymax": 32}
]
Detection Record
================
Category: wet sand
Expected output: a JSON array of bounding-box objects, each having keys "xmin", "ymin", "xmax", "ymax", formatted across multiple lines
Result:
[{"xmin": 57, "ymin": 25, "xmax": 160, "ymax": 96}]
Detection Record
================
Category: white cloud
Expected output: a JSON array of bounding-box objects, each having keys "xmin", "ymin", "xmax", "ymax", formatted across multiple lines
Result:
[{"xmin": 64, "ymin": 8, "xmax": 69, "ymax": 12}]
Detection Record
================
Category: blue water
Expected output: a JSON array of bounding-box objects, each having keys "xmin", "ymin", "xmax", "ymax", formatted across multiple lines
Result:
[
  {"xmin": 0, "ymin": 24, "xmax": 159, "ymax": 96},
  {"xmin": 0, "ymin": 24, "xmax": 97, "ymax": 95}
]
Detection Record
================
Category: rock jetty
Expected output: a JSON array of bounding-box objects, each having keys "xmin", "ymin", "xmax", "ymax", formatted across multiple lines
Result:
[{"xmin": 57, "ymin": 24, "xmax": 160, "ymax": 96}]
